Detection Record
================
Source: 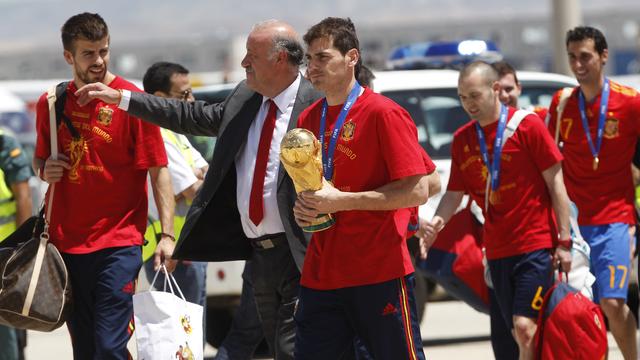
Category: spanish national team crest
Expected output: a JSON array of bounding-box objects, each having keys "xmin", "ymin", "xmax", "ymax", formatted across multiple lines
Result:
[
  {"xmin": 341, "ymin": 120, "xmax": 356, "ymax": 142},
  {"xmin": 97, "ymin": 106, "xmax": 113, "ymax": 126},
  {"xmin": 594, "ymin": 313, "xmax": 602, "ymax": 330},
  {"xmin": 604, "ymin": 117, "xmax": 619, "ymax": 139}
]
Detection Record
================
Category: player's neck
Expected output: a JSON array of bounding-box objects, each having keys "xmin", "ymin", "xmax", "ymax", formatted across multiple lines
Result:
[
  {"xmin": 477, "ymin": 101, "xmax": 502, "ymax": 127},
  {"xmin": 580, "ymin": 76, "xmax": 605, "ymax": 103},
  {"xmin": 326, "ymin": 77, "xmax": 357, "ymax": 106}
]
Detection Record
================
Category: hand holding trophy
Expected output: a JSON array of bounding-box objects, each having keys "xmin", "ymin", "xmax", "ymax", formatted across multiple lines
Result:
[{"xmin": 280, "ymin": 128, "xmax": 335, "ymax": 232}]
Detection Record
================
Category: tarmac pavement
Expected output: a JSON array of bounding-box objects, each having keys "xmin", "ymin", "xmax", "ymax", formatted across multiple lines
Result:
[{"xmin": 24, "ymin": 300, "xmax": 624, "ymax": 359}]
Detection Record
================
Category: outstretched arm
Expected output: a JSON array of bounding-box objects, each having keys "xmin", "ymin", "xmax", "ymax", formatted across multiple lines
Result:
[{"xmin": 75, "ymin": 82, "xmax": 227, "ymax": 136}]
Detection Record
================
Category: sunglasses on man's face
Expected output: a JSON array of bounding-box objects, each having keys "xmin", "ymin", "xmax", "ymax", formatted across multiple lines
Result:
[{"xmin": 170, "ymin": 88, "xmax": 193, "ymax": 101}]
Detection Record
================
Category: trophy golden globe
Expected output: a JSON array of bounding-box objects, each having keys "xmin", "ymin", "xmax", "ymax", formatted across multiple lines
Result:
[{"xmin": 280, "ymin": 128, "xmax": 335, "ymax": 232}]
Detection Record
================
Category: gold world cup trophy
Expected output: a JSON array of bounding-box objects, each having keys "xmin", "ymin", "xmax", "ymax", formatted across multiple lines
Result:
[{"xmin": 280, "ymin": 128, "xmax": 335, "ymax": 232}]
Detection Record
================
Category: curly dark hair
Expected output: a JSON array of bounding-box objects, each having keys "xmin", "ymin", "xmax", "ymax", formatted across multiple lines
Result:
[{"xmin": 566, "ymin": 26, "xmax": 608, "ymax": 55}]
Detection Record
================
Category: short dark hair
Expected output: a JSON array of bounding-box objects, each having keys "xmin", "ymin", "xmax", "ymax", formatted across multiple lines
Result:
[
  {"xmin": 566, "ymin": 26, "xmax": 608, "ymax": 55},
  {"xmin": 492, "ymin": 61, "xmax": 519, "ymax": 85},
  {"xmin": 303, "ymin": 17, "xmax": 359, "ymax": 56},
  {"xmin": 459, "ymin": 61, "xmax": 499, "ymax": 86},
  {"xmin": 357, "ymin": 64, "xmax": 376, "ymax": 88},
  {"xmin": 303, "ymin": 17, "xmax": 361, "ymax": 78},
  {"xmin": 143, "ymin": 62, "xmax": 189, "ymax": 94},
  {"xmin": 61, "ymin": 12, "xmax": 109, "ymax": 52}
]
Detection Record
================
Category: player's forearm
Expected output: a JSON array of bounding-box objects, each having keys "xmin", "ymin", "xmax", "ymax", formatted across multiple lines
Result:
[
  {"xmin": 433, "ymin": 191, "xmax": 464, "ymax": 225},
  {"xmin": 338, "ymin": 174, "xmax": 429, "ymax": 211},
  {"xmin": 149, "ymin": 166, "xmax": 175, "ymax": 237},
  {"xmin": 543, "ymin": 164, "xmax": 571, "ymax": 240},
  {"xmin": 11, "ymin": 181, "xmax": 32, "ymax": 226},
  {"xmin": 549, "ymin": 181, "xmax": 571, "ymax": 241},
  {"xmin": 426, "ymin": 171, "xmax": 441, "ymax": 198}
]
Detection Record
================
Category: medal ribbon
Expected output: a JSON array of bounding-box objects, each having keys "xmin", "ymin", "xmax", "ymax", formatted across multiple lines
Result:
[
  {"xmin": 474, "ymin": 104, "xmax": 508, "ymax": 191},
  {"xmin": 578, "ymin": 78, "xmax": 610, "ymax": 167},
  {"xmin": 319, "ymin": 81, "xmax": 361, "ymax": 181}
]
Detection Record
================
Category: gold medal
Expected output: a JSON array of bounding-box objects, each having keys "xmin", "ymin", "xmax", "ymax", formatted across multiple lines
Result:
[
  {"xmin": 593, "ymin": 156, "xmax": 599, "ymax": 171},
  {"xmin": 489, "ymin": 189, "xmax": 500, "ymax": 205}
]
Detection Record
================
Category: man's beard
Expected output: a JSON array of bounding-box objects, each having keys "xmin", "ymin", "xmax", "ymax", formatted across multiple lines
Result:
[{"xmin": 76, "ymin": 64, "xmax": 106, "ymax": 85}]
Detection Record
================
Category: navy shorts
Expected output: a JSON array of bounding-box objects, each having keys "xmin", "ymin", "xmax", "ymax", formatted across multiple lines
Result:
[
  {"xmin": 294, "ymin": 274, "xmax": 425, "ymax": 360},
  {"xmin": 488, "ymin": 249, "xmax": 552, "ymax": 326},
  {"xmin": 62, "ymin": 246, "xmax": 142, "ymax": 360}
]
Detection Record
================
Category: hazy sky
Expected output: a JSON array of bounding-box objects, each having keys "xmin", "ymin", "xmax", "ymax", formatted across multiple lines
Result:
[{"xmin": 1, "ymin": 0, "xmax": 638, "ymax": 52}]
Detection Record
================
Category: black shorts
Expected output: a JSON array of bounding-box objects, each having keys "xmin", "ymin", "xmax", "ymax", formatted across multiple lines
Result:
[{"xmin": 488, "ymin": 248, "xmax": 552, "ymax": 326}]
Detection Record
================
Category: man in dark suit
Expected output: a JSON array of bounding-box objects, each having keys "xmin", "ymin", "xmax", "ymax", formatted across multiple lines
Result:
[{"xmin": 76, "ymin": 20, "xmax": 321, "ymax": 360}]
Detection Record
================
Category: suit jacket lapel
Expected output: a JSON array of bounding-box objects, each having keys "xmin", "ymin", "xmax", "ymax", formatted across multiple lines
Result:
[{"xmin": 277, "ymin": 78, "xmax": 318, "ymax": 188}]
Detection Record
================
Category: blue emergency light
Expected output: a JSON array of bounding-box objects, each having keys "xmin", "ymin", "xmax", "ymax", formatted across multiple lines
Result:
[{"xmin": 387, "ymin": 40, "xmax": 503, "ymax": 70}]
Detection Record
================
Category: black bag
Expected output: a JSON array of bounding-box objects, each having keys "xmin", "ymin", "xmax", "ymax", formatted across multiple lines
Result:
[{"xmin": 0, "ymin": 83, "xmax": 73, "ymax": 332}]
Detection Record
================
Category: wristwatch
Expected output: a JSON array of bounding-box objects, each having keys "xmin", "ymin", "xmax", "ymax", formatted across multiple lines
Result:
[{"xmin": 557, "ymin": 238, "xmax": 572, "ymax": 250}]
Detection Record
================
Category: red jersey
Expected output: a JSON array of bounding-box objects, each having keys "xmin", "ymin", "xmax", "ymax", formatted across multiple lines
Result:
[
  {"xmin": 547, "ymin": 81, "xmax": 640, "ymax": 225},
  {"xmin": 34, "ymin": 77, "xmax": 167, "ymax": 253},
  {"xmin": 297, "ymin": 88, "xmax": 433, "ymax": 290},
  {"xmin": 532, "ymin": 106, "xmax": 548, "ymax": 122},
  {"xmin": 447, "ymin": 108, "xmax": 562, "ymax": 260}
]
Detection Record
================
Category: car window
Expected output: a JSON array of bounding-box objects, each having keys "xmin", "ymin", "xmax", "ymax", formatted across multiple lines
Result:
[
  {"xmin": 383, "ymin": 89, "xmax": 466, "ymax": 160},
  {"xmin": 382, "ymin": 84, "xmax": 566, "ymax": 160},
  {"xmin": 517, "ymin": 86, "xmax": 559, "ymax": 109}
]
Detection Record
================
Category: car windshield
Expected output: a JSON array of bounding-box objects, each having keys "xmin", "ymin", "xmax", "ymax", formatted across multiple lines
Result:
[{"xmin": 381, "ymin": 84, "xmax": 563, "ymax": 159}]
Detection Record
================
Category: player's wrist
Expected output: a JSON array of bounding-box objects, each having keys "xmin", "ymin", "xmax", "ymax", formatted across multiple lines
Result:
[
  {"xmin": 557, "ymin": 237, "xmax": 572, "ymax": 250},
  {"xmin": 159, "ymin": 232, "xmax": 176, "ymax": 242}
]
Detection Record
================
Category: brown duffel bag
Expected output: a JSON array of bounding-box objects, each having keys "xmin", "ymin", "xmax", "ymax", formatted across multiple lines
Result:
[
  {"xmin": 0, "ymin": 84, "xmax": 73, "ymax": 332},
  {"xmin": 0, "ymin": 214, "xmax": 72, "ymax": 332}
]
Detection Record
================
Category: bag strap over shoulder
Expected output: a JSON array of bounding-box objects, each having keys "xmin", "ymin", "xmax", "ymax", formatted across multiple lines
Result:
[
  {"xmin": 53, "ymin": 82, "xmax": 80, "ymax": 139},
  {"xmin": 503, "ymin": 109, "xmax": 534, "ymax": 144},
  {"xmin": 22, "ymin": 84, "xmax": 62, "ymax": 316},
  {"xmin": 554, "ymin": 87, "xmax": 574, "ymax": 145}
]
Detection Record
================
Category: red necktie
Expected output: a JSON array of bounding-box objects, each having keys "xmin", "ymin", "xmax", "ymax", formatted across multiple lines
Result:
[{"xmin": 249, "ymin": 100, "xmax": 278, "ymax": 226}]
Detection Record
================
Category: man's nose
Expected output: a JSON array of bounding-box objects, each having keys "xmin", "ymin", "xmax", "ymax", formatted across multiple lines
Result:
[{"xmin": 241, "ymin": 54, "xmax": 250, "ymax": 68}]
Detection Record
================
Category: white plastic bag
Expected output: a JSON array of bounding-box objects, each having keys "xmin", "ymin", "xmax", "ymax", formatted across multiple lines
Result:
[{"xmin": 133, "ymin": 265, "xmax": 203, "ymax": 360}]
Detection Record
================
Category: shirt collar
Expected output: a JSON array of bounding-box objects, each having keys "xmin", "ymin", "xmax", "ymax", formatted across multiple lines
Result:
[{"xmin": 262, "ymin": 73, "xmax": 301, "ymax": 113}]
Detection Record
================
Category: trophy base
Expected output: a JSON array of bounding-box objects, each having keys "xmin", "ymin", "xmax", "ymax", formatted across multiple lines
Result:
[{"xmin": 302, "ymin": 214, "xmax": 335, "ymax": 233}]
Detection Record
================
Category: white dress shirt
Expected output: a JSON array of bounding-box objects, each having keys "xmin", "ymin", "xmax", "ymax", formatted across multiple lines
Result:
[
  {"xmin": 119, "ymin": 76, "xmax": 301, "ymax": 238},
  {"xmin": 236, "ymin": 75, "xmax": 301, "ymax": 238}
]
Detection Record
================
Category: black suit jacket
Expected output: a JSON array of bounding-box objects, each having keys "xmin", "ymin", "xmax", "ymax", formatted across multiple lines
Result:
[{"xmin": 127, "ymin": 77, "xmax": 322, "ymax": 270}]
